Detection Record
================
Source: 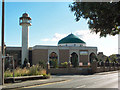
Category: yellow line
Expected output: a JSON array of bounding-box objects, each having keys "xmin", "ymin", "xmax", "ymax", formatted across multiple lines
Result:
[{"xmin": 23, "ymin": 79, "xmax": 71, "ymax": 88}]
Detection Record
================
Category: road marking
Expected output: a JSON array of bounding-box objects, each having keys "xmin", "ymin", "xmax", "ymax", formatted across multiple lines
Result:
[
  {"xmin": 76, "ymin": 85, "xmax": 86, "ymax": 88},
  {"xmin": 23, "ymin": 79, "xmax": 71, "ymax": 88},
  {"xmin": 0, "ymin": 86, "xmax": 2, "ymax": 90}
]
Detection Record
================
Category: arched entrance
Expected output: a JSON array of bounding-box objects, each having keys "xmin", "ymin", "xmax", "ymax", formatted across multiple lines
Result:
[
  {"xmin": 70, "ymin": 52, "xmax": 78, "ymax": 67},
  {"xmin": 49, "ymin": 52, "xmax": 58, "ymax": 68},
  {"xmin": 89, "ymin": 52, "xmax": 96, "ymax": 63}
]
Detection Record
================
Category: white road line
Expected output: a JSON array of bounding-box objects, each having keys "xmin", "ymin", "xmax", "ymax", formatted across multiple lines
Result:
[
  {"xmin": 0, "ymin": 86, "xmax": 2, "ymax": 90},
  {"xmin": 76, "ymin": 85, "xmax": 86, "ymax": 88}
]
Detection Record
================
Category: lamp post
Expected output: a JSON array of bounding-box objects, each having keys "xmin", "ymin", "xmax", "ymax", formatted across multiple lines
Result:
[{"xmin": 1, "ymin": 0, "xmax": 5, "ymax": 85}]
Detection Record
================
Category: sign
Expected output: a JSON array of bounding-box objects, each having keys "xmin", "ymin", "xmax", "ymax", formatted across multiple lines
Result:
[{"xmin": 80, "ymin": 51, "xmax": 88, "ymax": 55}]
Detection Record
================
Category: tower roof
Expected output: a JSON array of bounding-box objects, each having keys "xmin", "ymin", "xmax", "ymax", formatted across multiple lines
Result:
[
  {"xmin": 22, "ymin": 13, "xmax": 29, "ymax": 17},
  {"xmin": 58, "ymin": 33, "xmax": 86, "ymax": 44},
  {"xmin": 20, "ymin": 12, "xmax": 31, "ymax": 20}
]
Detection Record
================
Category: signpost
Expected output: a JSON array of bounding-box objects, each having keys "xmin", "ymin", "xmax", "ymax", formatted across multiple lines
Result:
[
  {"xmin": 0, "ymin": 47, "xmax": 2, "ymax": 85},
  {"xmin": 1, "ymin": 0, "xmax": 5, "ymax": 85}
]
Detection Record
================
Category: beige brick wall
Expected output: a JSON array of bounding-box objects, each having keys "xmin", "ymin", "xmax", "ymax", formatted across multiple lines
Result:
[
  {"xmin": 32, "ymin": 49, "xmax": 48, "ymax": 65},
  {"xmin": 80, "ymin": 50, "xmax": 88, "ymax": 65},
  {"xmin": 59, "ymin": 50, "xmax": 69, "ymax": 64}
]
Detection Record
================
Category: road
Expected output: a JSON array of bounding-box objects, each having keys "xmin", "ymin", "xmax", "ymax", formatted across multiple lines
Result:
[{"xmin": 19, "ymin": 71, "xmax": 119, "ymax": 89}]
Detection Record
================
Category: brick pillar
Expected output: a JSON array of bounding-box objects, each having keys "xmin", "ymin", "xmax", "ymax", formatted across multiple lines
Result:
[
  {"xmin": 91, "ymin": 60, "xmax": 97, "ymax": 73},
  {"xmin": 46, "ymin": 62, "xmax": 50, "ymax": 75},
  {"xmin": 113, "ymin": 63, "xmax": 115, "ymax": 70},
  {"xmin": 103, "ymin": 63, "xmax": 105, "ymax": 71},
  {"xmin": 119, "ymin": 64, "xmax": 120, "ymax": 70},
  {"xmin": 109, "ymin": 63, "xmax": 111, "ymax": 71}
]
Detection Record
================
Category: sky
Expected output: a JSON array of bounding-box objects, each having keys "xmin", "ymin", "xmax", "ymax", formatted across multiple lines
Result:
[{"xmin": 0, "ymin": 1, "xmax": 118, "ymax": 56}]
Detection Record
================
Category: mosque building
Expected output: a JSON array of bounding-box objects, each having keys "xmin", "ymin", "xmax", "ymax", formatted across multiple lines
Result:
[{"xmin": 5, "ymin": 13, "xmax": 97, "ymax": 67}]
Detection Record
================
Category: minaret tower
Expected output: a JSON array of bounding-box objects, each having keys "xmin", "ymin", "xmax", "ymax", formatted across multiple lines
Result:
[{"xmin": 19, "ymin": 13, "xmax": 31, "ymax": 65}]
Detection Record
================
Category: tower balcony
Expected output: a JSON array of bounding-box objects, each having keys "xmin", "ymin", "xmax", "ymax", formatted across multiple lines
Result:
[{"xmin": 19, "ymin": 19, "xmax": 32, "ymax": 26}]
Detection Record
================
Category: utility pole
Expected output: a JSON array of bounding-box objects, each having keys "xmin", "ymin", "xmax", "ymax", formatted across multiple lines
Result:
[{"xmin": 1, "ymin": 0, "xmax": 5, "ymax": 85}]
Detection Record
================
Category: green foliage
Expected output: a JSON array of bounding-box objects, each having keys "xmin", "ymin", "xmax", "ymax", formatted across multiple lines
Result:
[
  {"xmin": 39, "ymin": 61, "xmax": 46, "ymax": 69},
  {"xmin": 4, "ymin": 70, "xmax": 13, "ymax": 77},
  {"xmin": 109, "ymin": 54, "xmax": 119, "ymax": 63},
  {"xmin": 105, "ymin": 57, "xmax": 111, "ymax": 63},
  {"xmin": 61, "ymin": 62, "xmax": 68, "ymax": 68},
  {"xmin": 4, "ymin": 65, "xmax": 46, "ymax": 78},
  {"xmin": 29, "ymin": 65, "xmax": 43, "ymax": 75},
  {"xmin": 50, "ymin": 59, "xmax": 58, "ymax": 68},
  {"xmin": 69, "ymin": 2, "xmax": 120, "ymax": 37}
]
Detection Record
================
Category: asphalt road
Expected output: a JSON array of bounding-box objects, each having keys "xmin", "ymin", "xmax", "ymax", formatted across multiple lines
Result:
[{"xmin": 20, "ymin": 71, "xmax": 119, "ymax": 89}]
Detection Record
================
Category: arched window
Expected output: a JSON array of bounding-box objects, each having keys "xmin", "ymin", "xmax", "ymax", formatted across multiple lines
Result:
[
  {"xmin": 89, "ymin": 52, "xmax": 96, "ymax": 63},
  {"xmin": 49, "ymin": 52, "xmax": 58, "ymax": 68},
  {"xmin": 70, "ymin": 52, "xmax": 78, "ymax": 67}
]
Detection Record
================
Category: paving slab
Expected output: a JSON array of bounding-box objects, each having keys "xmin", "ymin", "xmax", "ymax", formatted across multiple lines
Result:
[{"xmin": 1, "ymin": 77, "xmax": 68, "ymax": 90}]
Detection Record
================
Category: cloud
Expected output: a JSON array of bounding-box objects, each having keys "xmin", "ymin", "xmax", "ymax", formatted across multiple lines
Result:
[
  {"xmin": 41, "ymin": 38, "xmax": 50, "ymax": 41},
  {"xmin": 41, "ymin": 30, "xmax": 118, "ymax": 56},
  {"xmin": 74, "ymin": 30, "xmax": 100, "ymax": 41},
  {"xmin": 41, "ymin": 33, "xmax": 66, "ymax": 42}
]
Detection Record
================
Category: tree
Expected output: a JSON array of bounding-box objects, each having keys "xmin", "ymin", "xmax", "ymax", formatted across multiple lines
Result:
[{"xmin": 69, "ymin": 2, "xmax": 120, "ymax": 37}]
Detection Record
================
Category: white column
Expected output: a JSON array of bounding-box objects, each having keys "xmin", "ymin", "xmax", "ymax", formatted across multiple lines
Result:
[
  {"xmin": 48, "ymin": 50, "xmax": 50, "ymax": 63},
  {"xmin": 0, "ymin": 47, "xmax": 2, "ymax": 85},
  {"xmin": 118, "ymin": 34, "xmax": 120, "ymax": 54},
  {"xmin": 22, "ymin": 24, "xmax": 29, "ymax": 65}
]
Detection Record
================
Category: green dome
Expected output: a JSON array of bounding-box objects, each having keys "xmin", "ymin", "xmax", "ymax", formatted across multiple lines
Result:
[{"xmin": 58, "ymin": 33, "xmax": 86, "ymax": 44}]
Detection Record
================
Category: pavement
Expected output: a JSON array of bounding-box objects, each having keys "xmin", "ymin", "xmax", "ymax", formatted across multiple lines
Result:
[
  {"xmin": 0, "ymin": 71, "xmax": 119, "ymax": 90},
  {"xmin": 1, "ymin": 76, "xmax": 69, "ymax": 90}
]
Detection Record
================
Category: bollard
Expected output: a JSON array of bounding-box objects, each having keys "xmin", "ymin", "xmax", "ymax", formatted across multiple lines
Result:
[
  {"xmin": 26, "ymin": 62, "xmax": 30, "ymax": 69},
  {"xmin": 68, "ymin": 61, "xmax": 71, "ymax": 68}
]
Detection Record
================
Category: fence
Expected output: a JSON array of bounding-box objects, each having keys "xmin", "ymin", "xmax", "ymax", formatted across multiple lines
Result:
[
  {"xmin": 91, "ymin": 61, "xmax": 120, "ymax": 73},
  {"xmin": 48, "ymin": 61, "xmax": 120, "ymax": 75}
]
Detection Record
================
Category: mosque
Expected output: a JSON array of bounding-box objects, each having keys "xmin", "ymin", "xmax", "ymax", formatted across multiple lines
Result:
[{"xmin": 5, "ymin": 13, "xmax": 97, "ymax": 67}]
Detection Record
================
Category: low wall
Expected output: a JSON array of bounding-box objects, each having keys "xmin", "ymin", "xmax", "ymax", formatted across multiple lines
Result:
[
  {"xmin": 91, "ymin": 61, "xmax": 120, "ymax": 73},
  {"xmin": 50, "ymin": 67, "xmax": 92, "ymax": 75},
  {"xmin": 95, "ymin": 66, "xmax": 120, "ymax": 73},
  {"xmin": 49, "ymin": 62, "xmax": 120, "ymax": 75}
]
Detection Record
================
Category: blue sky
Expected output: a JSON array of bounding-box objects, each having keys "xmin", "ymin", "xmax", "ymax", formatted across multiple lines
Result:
[{"xmin": 0, "ymin": 2, "xmax": 118, "ymax": 56}]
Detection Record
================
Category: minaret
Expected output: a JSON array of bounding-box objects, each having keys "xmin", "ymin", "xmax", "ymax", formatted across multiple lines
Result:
[{"xmin": 19, "ymin": 13, "xmax": 31, "ymax": 65}]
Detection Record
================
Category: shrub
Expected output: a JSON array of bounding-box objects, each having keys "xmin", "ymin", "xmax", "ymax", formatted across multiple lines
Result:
[
  {"xmin": 39, "ymin": 61, "xmax": 46, "ymax": 69},
  {"xmin": 29, "ymin": 64, "xmax": 44, "ymax": 75},
  {"xmin": 61, "ymin": 62, "xmax": 68, "ymax": 68},
  {"xmin": 50, "ymin": 59, "xmax": 58, "ymax": 68},
  {"xmin": 14, "ymin": 67, "xmax": 29, "ymax": 77},
  {"xmin": 4, "ymin": 70, "xmax": 13, "ymax": 77},
  {"xmin": 4, "ymin": 65, "xmax": 46, "ymax": 77}
]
